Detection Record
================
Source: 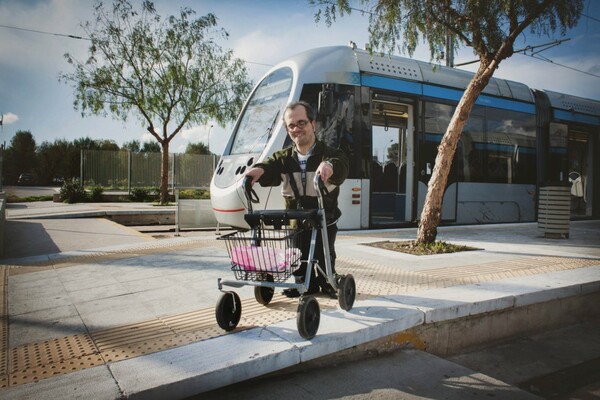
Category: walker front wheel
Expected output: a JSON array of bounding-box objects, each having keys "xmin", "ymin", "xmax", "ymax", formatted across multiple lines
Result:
[
  {"xmin": 216, "ymin": 291, "xmax": 242, "ymax": 331},
  {"xmin": 338, "ymin": 274, "xmax": 356, "ymax": 311},
  {"xmin": 297, "ymin": 296, "xmax": 320, "ymax": 340}
]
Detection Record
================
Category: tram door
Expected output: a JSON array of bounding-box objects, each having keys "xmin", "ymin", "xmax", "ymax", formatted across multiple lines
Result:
[
  {"xmin": 568, "ymin": 129, "xmax": 594, "ymax": 217},
  {"xmin": 370, "ymin": 97, "xmax": 414, "ymax": 226}
]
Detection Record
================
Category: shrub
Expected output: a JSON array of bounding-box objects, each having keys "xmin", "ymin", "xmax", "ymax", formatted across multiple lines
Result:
[
  {"xmin": 148, "ymin": 187, "xmax": 160, "ymax": 201},
  {"xmin": 89, "ymin": 185, "xmax": 104, "ymax": 202},
  {"xmin": 129, "ymin": 187, "xmax": 149, "ymax": 202},
  {"xmin": 178, "ymin": 189, "xmax": 210, "ymax": 199},
  {"xmin": 60, "ymin": 178, "xmax": 88, "ymax": 203}
]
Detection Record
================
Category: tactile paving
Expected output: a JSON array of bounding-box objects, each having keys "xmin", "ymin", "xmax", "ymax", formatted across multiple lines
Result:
[{"xmin": 1, "ymin": 254, "xmax": 598, "ymax": 388}]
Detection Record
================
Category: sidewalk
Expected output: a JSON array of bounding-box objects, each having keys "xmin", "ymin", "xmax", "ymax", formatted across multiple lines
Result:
[{"xmin": 1, "ymin": 201, "xmax": 599, "ymax": 399}]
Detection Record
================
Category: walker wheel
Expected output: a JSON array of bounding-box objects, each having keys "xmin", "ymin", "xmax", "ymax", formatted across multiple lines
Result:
[
  {"xmin": 338, "ymin": 274, "xmax": 356, "ymax": 311},
  {"xmin": 297, "ymin": 296, "xmax": 320, "ymax": 340},
  {"xmin": 254, "ymin": 274, "xmax": 274, "ymax": 305},
  {"xmin": 216, "ymin": 291, "xmax": 242, "ymax": 331}
]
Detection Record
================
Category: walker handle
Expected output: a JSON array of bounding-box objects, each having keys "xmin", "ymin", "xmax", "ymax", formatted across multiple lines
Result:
[
  {"xmin": 242, "ymin": 175, "xmax": 259, "ymax": 212},
  {"xmin": 313, "ymin": 174, "xmax": 329, "ymax": 211}
]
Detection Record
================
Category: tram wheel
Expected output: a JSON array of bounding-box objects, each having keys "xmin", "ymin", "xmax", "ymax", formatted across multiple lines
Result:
[
  {"xmin": 296, "ymin": 296, "xmax": 320, "ymax": 340},
  {"xmin": 338, "ymin": 274, "xmax": 356, "ymax": 311},
  {"xmin": 215, "ymin": 291, "xmax": 242, "ymax": 331}
]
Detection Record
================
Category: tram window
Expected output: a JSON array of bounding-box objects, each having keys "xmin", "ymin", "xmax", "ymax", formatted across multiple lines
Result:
[
  {"xmin": 302, "ymin": 84, "xmax": 360, "ymax": 178},
  {"xmin": 229, "ymin": 67, "xmax": 292, "ymax": 155},
  {"xmin": 422, "ymin": 103, "xmax": 456, "ymax": 185},
  {"xmin": 423, "ymin": 102, "xmax": 536, "ymax": 185},
  {"xmin": 486, "ymin": 108, "xmax": 536, "ymax": 184},
  {"xmin": 458, "ymin": 107, "xmax": 485, "ymax": 182}
]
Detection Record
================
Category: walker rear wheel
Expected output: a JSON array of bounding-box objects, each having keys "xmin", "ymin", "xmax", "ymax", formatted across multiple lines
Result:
[
  {"xmin": 216, "ymin": 291, "xmax": 242, "ymax": 331},
  {"xmin": 338, "ymin": 274, "xmax": 356, "ymax": 311},
  {"xmin": 254, "ymin": 274, "xmax": 274, "ymax": 305},
  {"xmin": 254, "ymin": 286, "xmax": 274, "ymax": 305},
  {"xmin": 297, "ymin": 296, "xmax": 320, "ymax": 340}
]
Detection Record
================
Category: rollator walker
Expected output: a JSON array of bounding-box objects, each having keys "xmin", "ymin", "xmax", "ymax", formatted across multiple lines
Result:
[{"xmin": 216, "ymin": 174, "xmax": 356, "ymax": 339}]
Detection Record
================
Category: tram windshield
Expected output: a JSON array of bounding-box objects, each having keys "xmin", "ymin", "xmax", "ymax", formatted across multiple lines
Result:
[{"xmin": 229, "ymin": 67, "xmax": 293, "ymax": 155}]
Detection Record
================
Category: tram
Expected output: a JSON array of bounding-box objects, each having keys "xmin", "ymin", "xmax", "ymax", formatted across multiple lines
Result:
[{"xmin": 210, "ymin": 44, "xmax": 600, "ymax": 230}]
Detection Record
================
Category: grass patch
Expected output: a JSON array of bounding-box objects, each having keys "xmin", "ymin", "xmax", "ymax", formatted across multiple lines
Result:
[
  {"xmin": 178, "ymin": 189, "xmax": 210, "ymax": 199},
  {"xmin": 6, "ymin": 194, "xmax": 54, "ymax": 203},
  {"xmin": 364, "ymin": 240, "xmax": 478, "ymax": 255}
]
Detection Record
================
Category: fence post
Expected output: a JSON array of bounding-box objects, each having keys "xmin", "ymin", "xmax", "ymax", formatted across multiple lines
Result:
[
  {"xmin": 128, "ymin": 150, "xmax": 131, "ymax": 194},
  {"xmin": 171, "ymin": 153, "xmax": 176, "ymax": 195},
  {"xmin": 175, "ymin": 188, "xmax": 180, "ymax": 236},
  {"xmin": 80, "ymin": 149, "xmax": 84, "ymax": 186}
]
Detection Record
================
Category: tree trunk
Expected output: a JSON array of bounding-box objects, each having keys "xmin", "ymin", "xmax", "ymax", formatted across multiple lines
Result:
[
  {"xmin": 160, "ymin": 140, "xmax": 170, "ymax": 204},
  {"xmin": 416, "ymin": 64, "xmax": 495, "ymax": 244}
]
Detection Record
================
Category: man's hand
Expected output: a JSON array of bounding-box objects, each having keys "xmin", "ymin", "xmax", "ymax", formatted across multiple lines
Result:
[
  {"xmin": 245, "ymin": 167, "xmax": 265, "ymax": 185},
  {"xmin": 316, "ymin": 161, "xmax": 333, "ymax": 182}
]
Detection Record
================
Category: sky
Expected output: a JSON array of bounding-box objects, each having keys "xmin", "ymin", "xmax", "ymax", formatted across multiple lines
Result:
[{"xmin": 1, "ymin": 0, "xmax": 599, "ymax": 156}]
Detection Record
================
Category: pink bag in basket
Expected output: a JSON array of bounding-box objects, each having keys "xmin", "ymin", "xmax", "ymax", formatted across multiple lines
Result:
[{"xmin": 231, "ymin": 246, "xmax": 301, "ymax": 272}]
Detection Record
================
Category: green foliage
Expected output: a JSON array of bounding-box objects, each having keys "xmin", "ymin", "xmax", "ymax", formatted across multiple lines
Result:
[
  {"xmin": 366, "ymin": 240, "xmax": 477, "ymax": 256},
  {"xmin": 3, "ymin": 130, "xmax": 37, "ymax": 184},
  {"xmin": 312, "ymin": 0, "xmax": 584, "ymax": 63},
  {"xmin": 129, "ymin": 188, "xmax": 150, "ymax": 202},
  {"xmin": 185, "ymin": 142, "xmax": 210, "ymax": 155},
  {"xmin": 89, "ymin": 185, "xmax": 105, "ymax": 202},
  {"xmin": 141, "ymin": 141, "xmax": 161, "ymax": 153},
  {"xmin": 60, "ymin": 178, "xmax": 88, "ymax": 204},
  {"xmin": 129, "ymin": 187, "xmax": 160, "ymax": 202},
  {"xmin": 6, "ymin": 194, "xmax": 54, "ymax": 203},
  {"xmin": 178, "ymin": 189, "xmax": 210, "ymax": 199},
  {"xmin": 122, "ymin": 139, "xmax": 141, "ymax": 152}
]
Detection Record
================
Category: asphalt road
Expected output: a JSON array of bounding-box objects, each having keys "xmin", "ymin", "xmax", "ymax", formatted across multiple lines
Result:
[{"xmin": 3, "ymin": 185, "xmax": 59, "ymax": 198}]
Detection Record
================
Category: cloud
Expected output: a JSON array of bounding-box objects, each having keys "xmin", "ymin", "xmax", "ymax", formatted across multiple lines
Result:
[
  {"xmin": 141, "ymin": 132, "xmax": 156, "ymax": 144},
  {"xmin": 181, "ymin": 125, "xmax": 211, "ymax": 143},
  {"xmin": 1, "ymin": 112, "xmax": 19, "ymax": 125}
]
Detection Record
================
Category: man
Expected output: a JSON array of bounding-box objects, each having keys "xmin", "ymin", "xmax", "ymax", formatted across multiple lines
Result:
[{"xmin": 245, "ymin": 101, "xmax": 349, "ymax": 298}]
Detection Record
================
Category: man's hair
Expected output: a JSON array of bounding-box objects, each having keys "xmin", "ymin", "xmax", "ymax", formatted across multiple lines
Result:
[{"xmin": 284, "ymin": 101, "xmax": 315, "ymax": 121}]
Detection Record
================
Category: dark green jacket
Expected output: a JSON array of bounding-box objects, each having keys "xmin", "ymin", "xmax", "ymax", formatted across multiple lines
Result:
[{"xmin": 255, "ymin": 140, "xmax": 349, "ymax": 223}]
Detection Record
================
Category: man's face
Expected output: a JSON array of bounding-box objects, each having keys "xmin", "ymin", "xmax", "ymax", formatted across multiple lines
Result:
[{"xmin": 284, "ymin": 106, "xmax": 316, "ymax": 151}]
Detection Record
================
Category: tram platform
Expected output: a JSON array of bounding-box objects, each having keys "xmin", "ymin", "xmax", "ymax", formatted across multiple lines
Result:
[{"xmin": 1, "ymin": 201, "xmax": 599, "ymax": 399}]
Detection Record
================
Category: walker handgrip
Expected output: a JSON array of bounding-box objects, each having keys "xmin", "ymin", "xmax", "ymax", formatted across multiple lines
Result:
[
  {"xmin": 243, "ymin": 175, "xmax": 253, "ymax": 195},
  {"xmin": 313, "ymin": 174, "xmax": 329, "ymax": 196},
  {"xmin": 242, "ymin": 176, "xmax": 259, "ymax": 213}
]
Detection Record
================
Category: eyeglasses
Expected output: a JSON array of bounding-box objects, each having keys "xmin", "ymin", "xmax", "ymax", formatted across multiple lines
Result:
[{"xmin": 286, "ymin": 120, "xmax": 309, "ymax": 131}]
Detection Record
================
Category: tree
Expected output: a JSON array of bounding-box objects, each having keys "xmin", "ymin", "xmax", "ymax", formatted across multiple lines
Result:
[
  {"xmin": 185, "ymin": 142, "xmax": 211, "ymax": 155},
  {"xmin": 314, "ymin": 0, "xmax": 583, "ymax": 243},
  {"xmin": 141, "ymin": 141, "xmax": 161, "ymax": 153},
  {"xmin": 36, "ymin": 139, "xmax": 73, "ymax": 185},
  {"xmin": 61, "ymin": 0, "xmax": 252, "ymax": 203},
  {"xmin": 122, "ymin": 139, "xmax": 141, "ymax": 153},
  {"xmin": 4, "ymin": 130, "xmax": 37, "ymax": 184}
]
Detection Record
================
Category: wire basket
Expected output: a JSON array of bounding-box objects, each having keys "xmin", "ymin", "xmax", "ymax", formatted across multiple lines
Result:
[{"xmin": 219, "ymin": 228, "xmax": 303, "ymax": 283}]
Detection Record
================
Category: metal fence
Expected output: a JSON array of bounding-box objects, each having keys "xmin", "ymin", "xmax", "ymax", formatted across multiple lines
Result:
[{"xmin": 81, "ymin": 149, "xmax": 217, "ymax": 190}]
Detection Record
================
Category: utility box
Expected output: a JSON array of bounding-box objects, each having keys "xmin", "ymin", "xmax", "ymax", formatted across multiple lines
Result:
[{"xmin": 538, "ymin": 186, "xmax": 570, "ymax": 238}]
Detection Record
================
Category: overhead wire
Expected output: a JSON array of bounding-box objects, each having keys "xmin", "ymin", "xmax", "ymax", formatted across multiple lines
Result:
[
  {"xmin": 0, "ymin": 23, "xmax": 90, "ymax": 40},
  {"xmin": 1, "ymin": 8, "xmax": 597, "ymax": 77}
]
